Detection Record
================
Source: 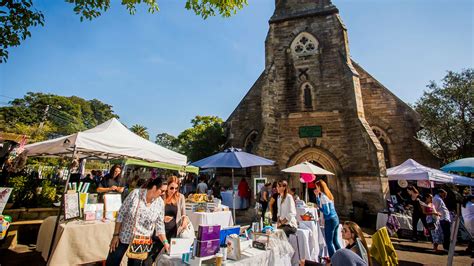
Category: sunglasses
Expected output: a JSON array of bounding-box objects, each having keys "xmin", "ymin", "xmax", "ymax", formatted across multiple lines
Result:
[{"xmin": 169, "ymin": 186, "xmax": 178, "ymax": 191}]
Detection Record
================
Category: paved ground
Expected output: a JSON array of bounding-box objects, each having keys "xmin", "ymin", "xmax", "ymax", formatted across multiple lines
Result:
[{"xmin": 364, "ymin": 233, "xmax": 472, "ymax": 266}]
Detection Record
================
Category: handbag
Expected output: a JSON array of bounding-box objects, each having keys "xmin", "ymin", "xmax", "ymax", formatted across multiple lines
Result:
[
  {"xmin": 125, "ymin": 190, "xmax": 153, "ymax": 260},
  {"xmin": 178, "ymin": 216, "xmax": 195, "ymax": 239}
]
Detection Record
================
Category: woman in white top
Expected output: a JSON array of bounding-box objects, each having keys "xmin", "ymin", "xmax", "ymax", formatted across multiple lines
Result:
[{"xmin": 277, "ymin": 180, "xmax": 297, "ymax": 237}]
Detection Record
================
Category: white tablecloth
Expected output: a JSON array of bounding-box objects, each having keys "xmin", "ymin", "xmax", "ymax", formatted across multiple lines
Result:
[
  {"xmin": 36, "ymin": 216, "xmax": 119, "ymax": 265},
  {"xmin": 290, "ymin": 219, "xmax": 331, "ymax": 264},
  {"xmin": 376, "ymin": 212, "xmax": 423, "ymax": 231},
  {"xmin": 156, "ymin": 231, "xmax": 294, "ymax": 266},
  {"xmin": 296, "ymin": 207, "xmax": 318, "ymax": 221},
  {"xmin": 187, "ymin": 210, "xmax": 234, "ymax": 230},
  {"xmin": 221, "ymin": 191, "xmax": 248, "ymax": 209}
]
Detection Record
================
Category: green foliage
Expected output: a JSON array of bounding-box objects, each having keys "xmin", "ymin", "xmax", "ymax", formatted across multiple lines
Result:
[
  {"xmin": 174, "ymin": 115, "xmax": 226, "ymax": 162},
  {"xmin": 130, "ymin": 124, "xmax": 149, "ymax": 140},
  {"xmin": 7, "ymin": 175, "xmax": 34, "ymax": 207},
  {"xmin": 185, "ymin": 0, "xmax": 248, "ymax": 19},
  {"xmin": 155, "ymin": 132, "xmax": 177, "ymax": 151},
  {"xmin": 0, "ymin": 92, "xmax": 118, "ymax": 141},
  {"xmin": 1, "ymin": 0, "xmax": 246, "ymax": 63},
  {"xmin": 7, "ymin": 176, "xmax": 59, "ymax": 208},
  {"xmin": 415, "ymin": 68, "xmax": 474, "ymax": 163},
  {"xmin": 0, "ymin": 0, "xmax": 44, "ymax": 63},
  {"xmin": 66, "ymin": 0, "xmax": 160, "ymax": 21},
  {"xmin": 36, "ymin": 180, "xmax": 57, "ymax": 207}
]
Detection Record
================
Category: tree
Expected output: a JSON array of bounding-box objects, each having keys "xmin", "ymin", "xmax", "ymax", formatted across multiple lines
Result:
[
  {"xmin": 0, "ymin": 0, "xmax": 44, "ymax": 63},
  {"xmin": 130, "ymin": 124, "xmax": 149, "ymax": 140},
  {"xmin": 415, "ymin": 68, "xmax": 473, "ymax": 163},
  {"xmin": 0, "ymin": 0, "xmax": 248, "ymax": 63},
  {"xmin": 155, "ymin": 132, "xmax": 177, "ymax": 151},
  {"xmin": 174, "ymin": 115, "xmax": 226, "ymax": 162},
  {"xmin": 0, "ymin": 92, "xmax": 118, "ymax": 140}
]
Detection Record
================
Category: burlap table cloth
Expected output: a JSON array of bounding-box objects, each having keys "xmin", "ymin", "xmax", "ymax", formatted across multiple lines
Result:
[{"xmin": 36, "ymin": 216, "xmax": 116, "ymax": 265}]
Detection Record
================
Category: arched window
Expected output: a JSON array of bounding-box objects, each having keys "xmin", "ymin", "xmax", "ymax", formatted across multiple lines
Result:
[
  {"xmin": 372, "ymin": 127, "xmax": 391, "ymax": 168},
  {"xmin": 300, "ymin": 82, "xmax": 314, "ymax": 110},
  {"xmin": 291, "ymin": 32, "xmax": 319, "ymax": 57},
  {"xmin": 304, "ymin": 84, "xmax": 312, "ymax": 109},
  {"xmin": 244, "ymin": 130, "xmax": 258, "ymax": 153}
]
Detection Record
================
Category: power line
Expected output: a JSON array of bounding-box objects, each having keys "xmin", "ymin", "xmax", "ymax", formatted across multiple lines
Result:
[{"xmin": 0, "ymin": 94, "xmax": 15, "ymax": 100}]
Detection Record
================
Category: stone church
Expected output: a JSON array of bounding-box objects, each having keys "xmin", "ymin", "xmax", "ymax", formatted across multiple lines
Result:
[{"xmin": 225, "ymin": 0, "xmax": 438, "ymax": 215}]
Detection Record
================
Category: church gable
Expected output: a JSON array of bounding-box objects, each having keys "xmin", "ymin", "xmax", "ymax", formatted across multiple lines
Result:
[
  {"xmin": 353, "ymin": 60, "xmax": 439, "ymax": 167},
  {"xmin": 226, "ymin": 71, "xmax": 266, "ymax": 148}
]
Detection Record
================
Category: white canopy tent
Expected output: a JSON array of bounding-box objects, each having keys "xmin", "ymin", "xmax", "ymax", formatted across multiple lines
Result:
[
  {"xmin": 25, "ymin": 118, "xmax": 187, "ymax": 166},
  {"xmin": 24, "ymin": 118, "xmax": 187, "ymax": 263},
  {"xmin": 387, "ymin": 159, "xmax": 474, "ymax": 186}
]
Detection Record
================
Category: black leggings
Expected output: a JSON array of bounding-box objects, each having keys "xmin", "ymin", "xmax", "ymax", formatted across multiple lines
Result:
[
  {"xmin": 412, "ymin": 213, "xmax": 429, "ymax": 239},
  {"xmin": 261, "ymin": 201, "xmax": 268, "ymax": 217}
]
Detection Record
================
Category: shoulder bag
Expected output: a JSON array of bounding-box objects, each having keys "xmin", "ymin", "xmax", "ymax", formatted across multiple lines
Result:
[{"xmin": 126, "ymin": 190, "xmax": 154, "ymax": 260}]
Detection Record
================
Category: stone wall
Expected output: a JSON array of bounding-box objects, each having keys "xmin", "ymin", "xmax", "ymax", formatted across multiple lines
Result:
[
  {"xmin": 226, "ymin": 73, "xmax": 265, "ymax": 149},
  {"xmin": 355, "ymin": 62, "xmax": 440, "ymax": 168},
  {"xmin": 225, "ymin": 0, "xmax": 438, "ymax": 216}
]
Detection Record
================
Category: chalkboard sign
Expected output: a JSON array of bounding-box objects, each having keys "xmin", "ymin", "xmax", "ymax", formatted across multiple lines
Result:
[{"xmin": 299, "ymin": 126, "xmax": 322, "ymax": 138}]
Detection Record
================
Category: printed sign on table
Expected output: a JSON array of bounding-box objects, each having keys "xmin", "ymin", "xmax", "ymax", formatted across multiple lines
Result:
[{"xmin": 64, "ymin": 193, "xmax": 80, "ymax": 220}]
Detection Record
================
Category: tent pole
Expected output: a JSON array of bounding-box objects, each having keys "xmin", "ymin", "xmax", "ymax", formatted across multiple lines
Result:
[
  {"xmin": 259, "ymin": 166, "xmax": 262, "ymax": 179},
  {"xmin": 47, "ymin": 145, "xmax": 77, "ymax": 263},
  {"xmin": 447, "ymin": 204, "xmax": 461, "ymax": 266},
  {"xmin": 232, "ymin": 168, "xmax": 236, "ymax": 224}
]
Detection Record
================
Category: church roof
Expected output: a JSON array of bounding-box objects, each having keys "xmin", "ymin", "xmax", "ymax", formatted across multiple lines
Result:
[{"xmin": 270, "ymin": 0, "xmax": 339, "ymax": 23}]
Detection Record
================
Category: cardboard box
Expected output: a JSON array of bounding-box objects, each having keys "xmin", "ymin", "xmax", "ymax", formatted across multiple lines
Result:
[{"xmin": 197, "ymin": 225, "xmax": 221, "ymax": 241}]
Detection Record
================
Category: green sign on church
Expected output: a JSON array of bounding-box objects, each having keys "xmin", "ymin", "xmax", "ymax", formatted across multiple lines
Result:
[{"xmin": 299, "ymin": 126, "xmax": 322, "ymax": 138}]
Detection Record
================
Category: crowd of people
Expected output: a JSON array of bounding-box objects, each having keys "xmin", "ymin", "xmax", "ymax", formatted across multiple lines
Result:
[{"xmin": 94, "ymin": 164, "xmax": 472, "ymax": 266}]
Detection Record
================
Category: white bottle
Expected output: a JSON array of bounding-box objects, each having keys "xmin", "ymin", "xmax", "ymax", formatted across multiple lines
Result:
[{"xmin": 260, "ymin": 217, "xmax": 263, "ymax": 232}]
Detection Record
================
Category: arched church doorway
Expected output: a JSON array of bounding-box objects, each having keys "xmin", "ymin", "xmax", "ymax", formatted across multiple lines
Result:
[{"xmin": 286, "ymin": 147, "xmax": 343, "ymax": 205}]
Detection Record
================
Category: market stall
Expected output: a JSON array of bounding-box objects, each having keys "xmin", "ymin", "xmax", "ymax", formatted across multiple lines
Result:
[
  {"xmin": 36, "ymin": 216, "xmax": 118, "ymax": 265},
  {"xmin": 27, "ymin": 118, "xmax": 188, "ymax": 264},
  {"xmin": 220, "ymin": 190, "xmax": 248, "ymax": 209},
  {"xmin": 377, "ymin": 158, "xmax": 474, "ymax": 238},
  {"xmin": 156, "ymin": 229, "xmax": 294, "ymax": 266},
  {"xmin": 191, "ymin": 148, "xmax": 275, "ymax": 221}
]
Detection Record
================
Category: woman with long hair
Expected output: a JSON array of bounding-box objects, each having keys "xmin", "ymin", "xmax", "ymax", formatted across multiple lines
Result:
[
  {"xmin": 164, "ymin": 176, "xmax": 187, "ymax": 241},
  {"xmin": 342, "ymin": 221, "xmax": 371, "ymax": 265},
  {"xmin": 269, "ymin": 182, "xmax": 279, "ymax": 222},
  {"xmin": 406, "ymin": 185, "xmax": 429, "ymax": 241},
  {"xmin": 314, "ymin": 180, "xmax": 340, "ymax": 257},
  {"xmin": 277, "ymin": 180, "xmax": 297, "ymax": 237},
  {"xmin": 422, "ymin": 194, "xmax": 443, "ymax": 252},
  {"xmin": 97, "ymin": 164, "xmax": 125, "ymax": 194}
]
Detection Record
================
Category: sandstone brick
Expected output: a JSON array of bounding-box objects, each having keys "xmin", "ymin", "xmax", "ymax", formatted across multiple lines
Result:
[{"xmin": 225, "ymin": 0, "xmax": 438, "ymax": 215}]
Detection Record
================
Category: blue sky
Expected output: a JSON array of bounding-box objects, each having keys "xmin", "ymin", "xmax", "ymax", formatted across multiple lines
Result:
[{"xmin": 1, "ymin": 0, "xmax": 472, "ymax": 138}]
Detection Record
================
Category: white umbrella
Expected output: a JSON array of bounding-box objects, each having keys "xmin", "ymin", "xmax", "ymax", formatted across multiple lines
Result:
[
  {"xmin": 282, "ymin": 161, "xmax": 335, "ymax": 175},
  {"xmin": 282, "ymin": 161, "xmax": 334, "ymax": 202}
]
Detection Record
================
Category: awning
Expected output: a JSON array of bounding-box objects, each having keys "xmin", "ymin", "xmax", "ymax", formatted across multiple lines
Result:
[{"xmin": 125, "ymin": 158, "xmax": 199, "ymax": 174}]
